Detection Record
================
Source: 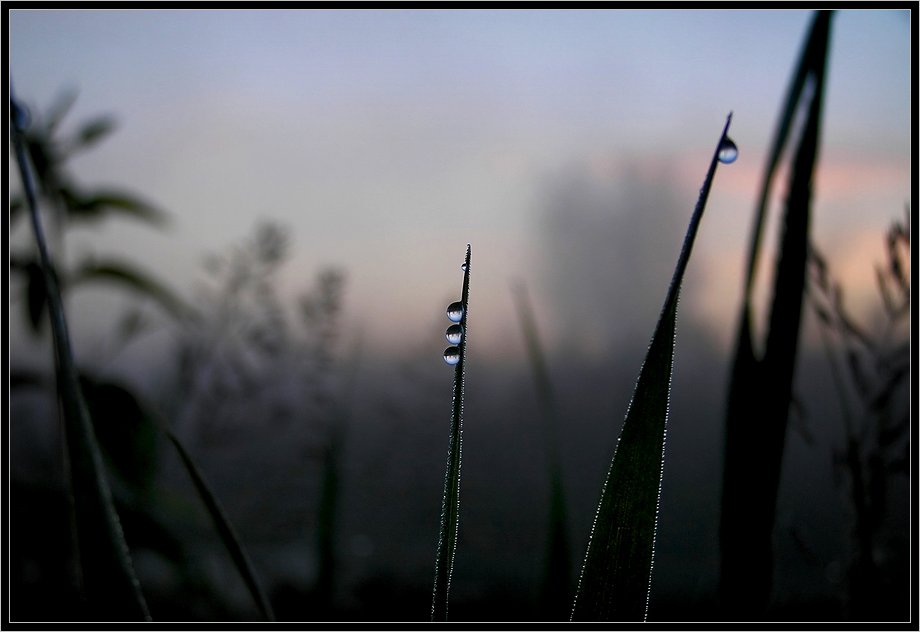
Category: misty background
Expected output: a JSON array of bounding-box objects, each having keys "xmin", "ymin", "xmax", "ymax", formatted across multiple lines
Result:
[{"xmin": 8, "ymin": 8, "xmax": 912, "ymax": 621}]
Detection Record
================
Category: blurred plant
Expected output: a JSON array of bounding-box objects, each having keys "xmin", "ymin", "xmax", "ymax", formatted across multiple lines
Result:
[
  {"xmin": 10, "ymin": 87, "xmax": 151, "ymax": 620},
  {"xmin": 173, "ymin": 221, "xmax": 292, "ymax": 439},
  {"xmin": 9, "ymin": 89, "xmax": 185, "ymax": 337},
  {"xmin": 173, "ymin": 221, "xmax": 354, "ymax": 617},
  {"xmin": 298, "ymin": 266, "xmax": 352, "ymax": 616},
  {"xmin": 807, "ymin": 208, "xmax": 910, "ymax": 620},
  {"xmin": 511, "ymin": 281, "xmax": 572, "ymax": 620},
  {"xmin": 9, "ymin": 90, "xmax": 275, "ymax": 621}
]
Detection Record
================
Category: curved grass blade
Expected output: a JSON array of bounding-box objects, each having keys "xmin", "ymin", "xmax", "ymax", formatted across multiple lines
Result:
[
  {"xmin": 512, "ymin": 281, "xmax": 571, "ymax": 619},
  {"xmin": 571, "ymin": 115, "xmax": 734, "ymax": 622},
  {"xmin": 720, "ymin": 11, "xmax": 832, "ymax": 617},
  {"xmin": 67, "ymin": 256, "xmax": 191, "ymax": 321},
  {"xmin": 10, "ymin": 87, "xmax": 151, "ymax": 621},
  {"xmin": 431, "ymin": 244, "xmax": 471, "ymax": 622},
  {"xmin": 60, "ymin": 187, "xmax": 170, "ymax": 227},
  {"xmin": 164, "ymin": 429, "xmax": 276, "ymax": 621},
  {"xmin": 741, "ymin": 11, "xmax": 832, "ymax": 299}
]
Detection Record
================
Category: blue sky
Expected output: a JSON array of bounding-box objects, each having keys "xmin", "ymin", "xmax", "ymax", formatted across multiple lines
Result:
[{"xmin": 9, "ymin": 8, "xmax": 912, "ymax": 362}]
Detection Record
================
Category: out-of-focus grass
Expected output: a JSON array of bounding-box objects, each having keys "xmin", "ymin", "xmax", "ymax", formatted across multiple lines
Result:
[
  {"xmin": 511, "ymin": 281, "xmax": 572, "ymax": 620},
  {"xmin": 720, "ymin": 10, "xmax": 832, "ymax": 619},
  {"xmin": 165, "ymin": 429, "xmax": 276, "ymax": 621}
]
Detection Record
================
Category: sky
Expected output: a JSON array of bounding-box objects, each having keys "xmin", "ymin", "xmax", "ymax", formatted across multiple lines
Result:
[{"xmin": 8, "ymin": 8, "xmax": 913, "ymax": 364}]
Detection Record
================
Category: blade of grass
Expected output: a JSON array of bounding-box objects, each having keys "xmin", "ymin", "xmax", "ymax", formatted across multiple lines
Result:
[
  {"xmin": 431, "ymin": 244, "xmax": 471, "ymax": 622},
  {"xmin": 571, "ymin": 114, "xmax": 734, "ymax": 622},
  {"xmin": 741, "ymin": 11, "xmax": 831, "ymax": 299},
  {"xmin": 10, "ymin": 87, "xmax": 151, "ymax": 621},
  {"xmin": 511, "ymin": 281, "xmax": 571, "ymax": 619},
  {"xmin": 720, "ymin": 10, "xmax": 832, "ymax": 618},
  {"xmin": 164, "ymin": 429, "xmax": 276, "ymax": 621}
]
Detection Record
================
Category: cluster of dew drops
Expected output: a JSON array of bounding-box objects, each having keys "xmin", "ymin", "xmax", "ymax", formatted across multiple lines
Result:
[
  {"xmin": 443, "ymin": 301, "xmax": 464, "ymax": 365},
  {"xmin": 443, "ymin": 262, "xmax": 467, "ymax": 366}
]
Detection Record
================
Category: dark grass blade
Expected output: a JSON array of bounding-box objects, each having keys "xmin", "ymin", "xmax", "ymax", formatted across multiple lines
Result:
[
  {"xmin": 10, "ymin": 88, "xmax": 151, "ymax": 621},
  {"xmin": 431, "ymin": 244, "xmax": 471, "ymax": 622},
  {"xmin": 720, "ymin": 10, "xmax": 832, "ymax": 618},
  {"xmin": 314, "ymin": 423, "xmax": 342, "ymax": 609},
  {"xmin": 571, "ymin": 115, "xmax": 733, "ymax": 622},
  {"xmin": 741, "ymin": 12, "xmax": 832, "ymax": 299},
  {"xmin": 512, "ymin": 281, "xmax": 571, "ymax": 619},
  {"xmin": 164, "ymin": 430, "xmax": 276, "ymax": 621}
]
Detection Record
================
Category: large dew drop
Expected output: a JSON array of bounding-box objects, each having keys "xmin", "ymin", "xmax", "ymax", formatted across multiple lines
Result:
[
  {"xmin": 718, "ymin": 137, "xmax": 738, "ymax": 164},
  {"xmin": 443, "ymin": 346, "xmax": 461, "ymax": 365},
  {"xmin": 446, "ymin": 324, "xmax": 464, "ymax": 345},
  {"xmin": 447, "ymin": 301, "xmax": 464, "ymax": 323}
]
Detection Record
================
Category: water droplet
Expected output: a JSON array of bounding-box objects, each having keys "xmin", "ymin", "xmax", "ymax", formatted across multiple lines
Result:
[
  {"xmin": 461, "ymin": 262, "xmax": 467, "ymax": 272},
  {"xmin": 718, "ymin": 137, "xmax": 738, "ymax": 164},
  {"xmin": 447, "ymin": 301, "xmax": 464, "ymax": 323},
  {"xmin": 446, "ymin": 324, "xmax": 464, "ymax": 345},
  {"xmin": 443, "ymin": 346, "xmax": 460, "ymax": 365}
]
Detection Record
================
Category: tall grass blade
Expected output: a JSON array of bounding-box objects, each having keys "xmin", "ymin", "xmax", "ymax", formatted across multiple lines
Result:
[
  {"xmin": 741, "ymin": 11, "xmax": 831, "ymax": 298},
  {"xmin": 571, "ymin": 115, "xmax": 734, "ymax": 622},
  {"xmin": 10, "ymin": 88, "xmax": 150, "ymax": 621},
  {"xmin": 431, "ymin": 244, "xmax": 471, "ymax": 622},
  {"xmin": 511, "ymin": 281, "xmax": 571, "ymax": 619},
  {"xmin": 164, "ymin": 430, "xmax": 276, "ymax": 621},
  {"xmin": 720, "ymin": 11, "xmax": 832, "ymax": 618}
]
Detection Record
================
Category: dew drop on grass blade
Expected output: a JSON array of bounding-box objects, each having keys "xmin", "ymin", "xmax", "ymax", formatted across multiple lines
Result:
[
  {"xmin": 571, "ymin": 115, "xmax": 735, "ymax": 622},
  {"xmin": 431, "ymin": 244, "xmax": 471, "ymax": 622}
]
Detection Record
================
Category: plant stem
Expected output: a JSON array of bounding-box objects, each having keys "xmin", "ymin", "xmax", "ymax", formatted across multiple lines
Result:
[{"xmin": 10, "ymin": 86, "xmax": 150, "ymax": 621}]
